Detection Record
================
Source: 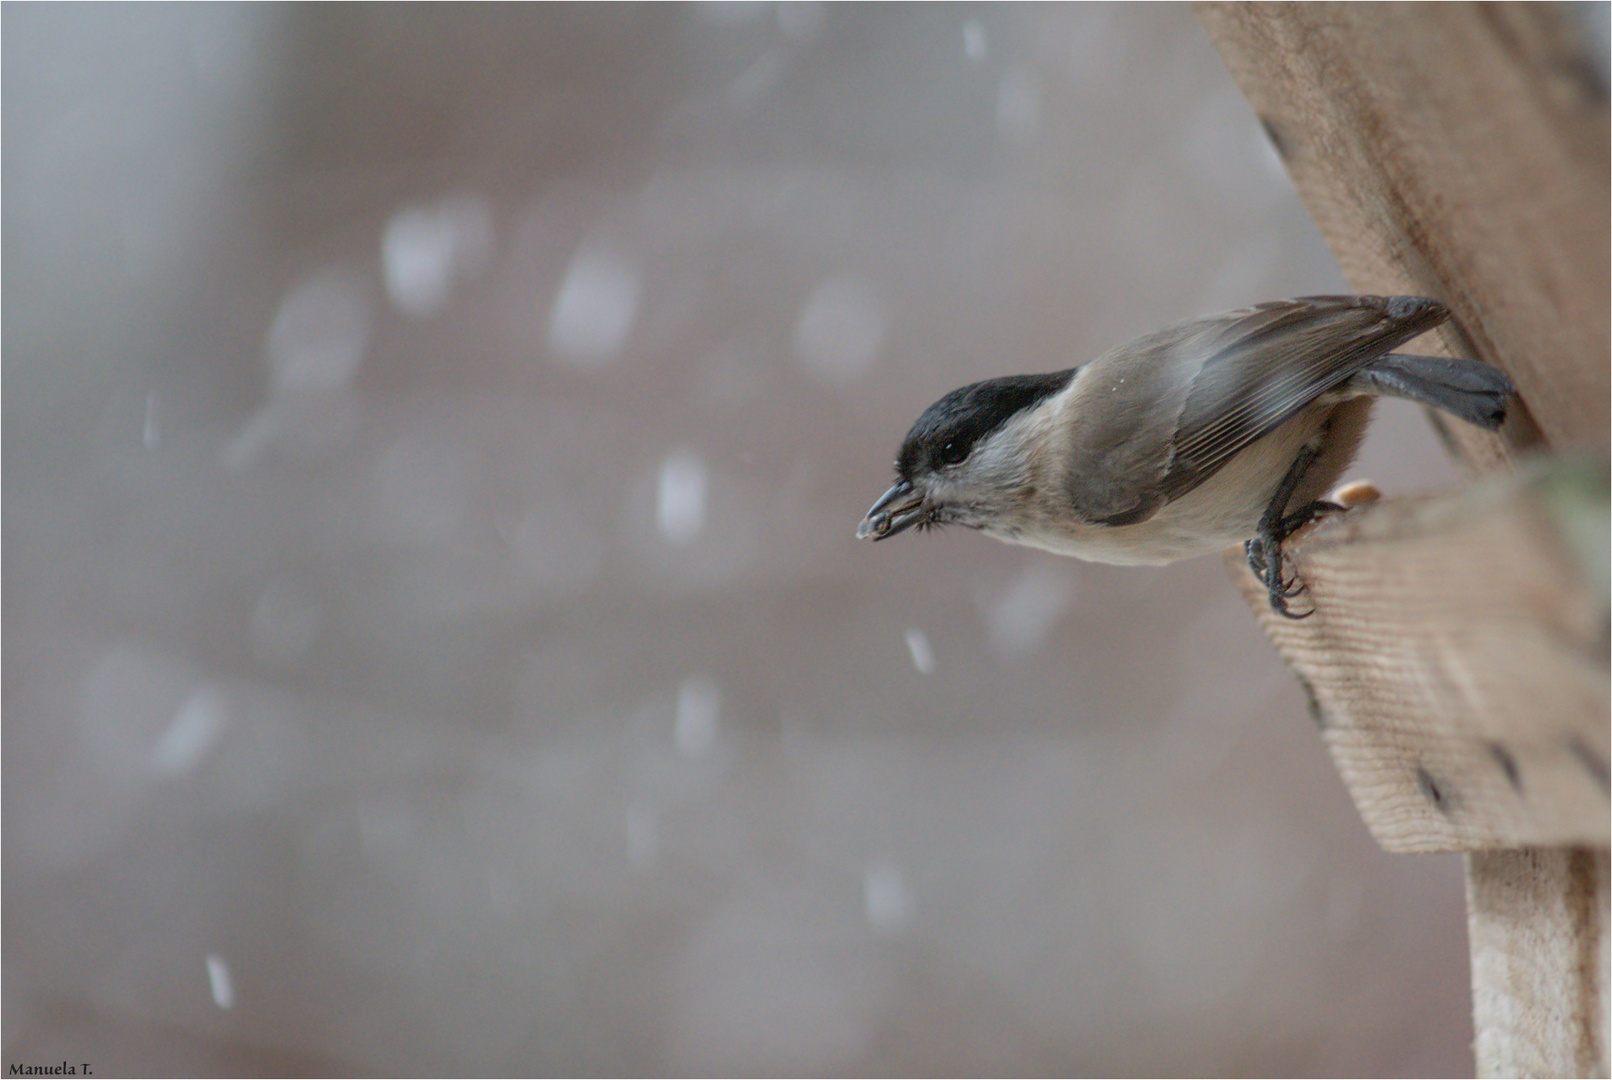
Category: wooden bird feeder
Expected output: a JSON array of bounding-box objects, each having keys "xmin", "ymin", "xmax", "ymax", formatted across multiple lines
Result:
[{"xmin": 1195, "ymin": 4, "xmax": 1610, "ymax": 1075}]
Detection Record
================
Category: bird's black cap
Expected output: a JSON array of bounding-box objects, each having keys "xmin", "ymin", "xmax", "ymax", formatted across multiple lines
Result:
[{"xmin": 896, "ymin": 369, "xmax": 1075, "ymax": 479}]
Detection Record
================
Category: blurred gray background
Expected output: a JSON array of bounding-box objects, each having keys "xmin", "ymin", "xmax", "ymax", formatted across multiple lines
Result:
[{"xmin": 4, "ymin": 4, "xmax": 1489, "ymax": 1075}]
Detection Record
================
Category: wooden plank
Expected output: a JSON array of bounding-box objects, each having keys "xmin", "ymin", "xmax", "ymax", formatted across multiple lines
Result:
[
  {"xmin": 1467, "ymin": 848, "xmax": 1610, "ymax": 1078},
  {"xmin": 1226, "ymin": 459, "xmax": 1609, "ymax": 854},
  {"xmin": 1195, "ymin": 1, "xmax": 1609, "ymax": 460}
]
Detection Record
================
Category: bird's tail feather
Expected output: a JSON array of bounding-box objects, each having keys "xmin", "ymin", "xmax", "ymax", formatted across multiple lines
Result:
[{"xmin": 1358, "ymin": 353, "xmax": 1515, "ymax": 430}]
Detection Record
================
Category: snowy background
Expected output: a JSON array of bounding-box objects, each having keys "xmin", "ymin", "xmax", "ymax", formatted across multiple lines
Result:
[{"xmin": 5, "ymin": 4, "xmax": 1510, "ymax": 1075}]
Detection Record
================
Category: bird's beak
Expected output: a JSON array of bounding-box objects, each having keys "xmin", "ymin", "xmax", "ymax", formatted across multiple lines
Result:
[{"xmin": 856, "ymin": 480, "xmax": 928, "ymax": 540}]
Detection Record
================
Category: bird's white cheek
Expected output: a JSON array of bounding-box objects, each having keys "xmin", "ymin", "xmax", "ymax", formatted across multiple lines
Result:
[
  {"xmin": 966, "ymin": 437, "xmax": 1042, "ymax": 501},
  {"xmin": 922, "ymin": 475, "xmax": 974, "ymax": 522}
]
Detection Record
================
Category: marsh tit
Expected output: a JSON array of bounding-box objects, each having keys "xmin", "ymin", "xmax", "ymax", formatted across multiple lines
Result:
[{"xmin": 856, "ymin": 295, "xmax": 1513, "ymax": 617}]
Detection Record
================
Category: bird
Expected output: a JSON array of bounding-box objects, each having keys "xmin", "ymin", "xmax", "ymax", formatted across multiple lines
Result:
[{"xmin": 855, "ymin": 295, "xmax": 1514, "ymax": 618}]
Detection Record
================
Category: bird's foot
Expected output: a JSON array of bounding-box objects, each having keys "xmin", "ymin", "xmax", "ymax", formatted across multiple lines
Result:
[{"xmin": 1244, "ymin": 499, "xmax": 1343, "ymax": 620}]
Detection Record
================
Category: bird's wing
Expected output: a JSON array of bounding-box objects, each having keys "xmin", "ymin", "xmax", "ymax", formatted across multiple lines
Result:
[{"xmin": 1068, "ymin": 295, "xmax": 1447, "ymax": 525}]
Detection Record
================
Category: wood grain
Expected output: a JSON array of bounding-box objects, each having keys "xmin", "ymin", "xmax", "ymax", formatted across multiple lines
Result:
[
  {"xmin": 1468, "ymin": 848, "xmax": 1610, "ymax": 1078},
  {"xmin": 1197, "ymin": 2, "xmax": 1609, "ymax": 460},
  {"xmin": 1227, "ymin": 460, "xmax": 1609, "ymax": 854}
]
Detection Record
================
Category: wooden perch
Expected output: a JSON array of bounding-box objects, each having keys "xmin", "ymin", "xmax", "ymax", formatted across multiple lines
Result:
[
  {"xmin": 1222, "ymin": 462, "xmax": 1612, "ymax": 1080},
  {"xmin": 1196, "ymin": 3, "xmax": 1609, "ymax": 1076},
  {"xmin": 1224, "ymin": 463, "xmax": 1611, "ymax": 1076},
  {"xmin": 1226, "ymin": 458, "xmax": 1609, "ymax": 854}
]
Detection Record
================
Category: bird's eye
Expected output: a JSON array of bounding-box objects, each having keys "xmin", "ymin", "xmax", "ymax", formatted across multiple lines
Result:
[{"xmin": 938, "ymin": 438, "xmax": 970, "ymax": 466}]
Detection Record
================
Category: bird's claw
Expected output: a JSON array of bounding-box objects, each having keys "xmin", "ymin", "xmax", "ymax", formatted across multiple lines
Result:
[{"xmin": 1246, "ymin": 497, "xmax": 1344, "ymax": 620}]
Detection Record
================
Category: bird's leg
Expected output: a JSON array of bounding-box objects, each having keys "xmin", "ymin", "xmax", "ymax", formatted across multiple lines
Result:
[{"xmin": 1244, "ymin": 445, "xmax": 1342, "ymax": 619}]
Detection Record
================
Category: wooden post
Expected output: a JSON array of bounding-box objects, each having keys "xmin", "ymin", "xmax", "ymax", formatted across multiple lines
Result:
[{"xmin": 1196, "ymin": 4, "xmax": 1610, "ymax": 1076}]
